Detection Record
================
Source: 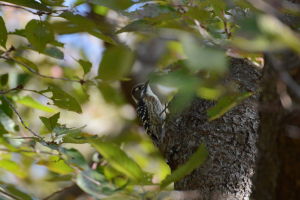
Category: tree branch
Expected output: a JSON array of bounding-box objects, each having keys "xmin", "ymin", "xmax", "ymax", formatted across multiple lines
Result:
[
  {"xmin": 42, "ymin": 184, "xmax": 76, "ymax": 200},
  {"xmin": 0, "ymin": 56, "xmax": 82, "ymax": 83},
  {"xmin": 0, "ymin": 90, "xmax": 44, "ymax": 140}
]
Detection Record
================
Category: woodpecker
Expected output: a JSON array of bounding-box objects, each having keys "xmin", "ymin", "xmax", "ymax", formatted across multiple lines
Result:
[{"xmin": 132, "ymin": 80, "xmax": 164, "ymax": 146}]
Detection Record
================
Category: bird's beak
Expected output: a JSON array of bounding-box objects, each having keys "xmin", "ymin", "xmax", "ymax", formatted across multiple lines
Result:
[{"xmin": 145, "ymin": 80, "xmax": 150, "ymax": 88}]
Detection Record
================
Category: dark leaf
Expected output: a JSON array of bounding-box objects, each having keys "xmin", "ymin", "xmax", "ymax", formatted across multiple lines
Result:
[
  {"xmin": 75, "ymin": 58, "xmax": 92, "ymax": 76},
  {"xmin": 0, "ymin": 16, "xmax": 8, "ymax": 49},
  {"xmin": 61, "ymin": 148, "xmax": 89, "ymax": 170},
  {"xmin": 0, "ymin": 73, "xmax": 8, "ymax": 86},
  {"xmin": 40, "ymin": 0, "xmax": 65, "ymax": 6},
  {"xmin": 39, "ymin": 112, "xmax": 60, "ymax": 132},
  {"xmin": 96, "ymin": 47, "xmax": 135, "ymax": 81},
  {"xmin": 25, "ymin": 20, "xmax": 55, "ymax": 52},
  {"xmin": 20, "ymin": 45, "xmax": 64, "ymax": 59},
  {"xmin": 59, "ymin": 11, "xmax": 117, "ymax": 45},
  {"xmin": 186, "ymin": 7, "xmax": 211, "ymax": 24},
  {"xmin": 0, "ymin": 96, "xmax": 13, "ymax": 118},
  {"xmin": 37, "ymin": 87, "xmax": 82, "ymax": 113},
  {"xmin": 86, "ymin": 0, "xmax": 134, "ymax": 10},
  {"xmin": 113, "ymin": 20, "xmax": 155, "ymax": 35},
  {"xmin": 0, "ymin": 108, "xmax": 16, "ymax": 133}
]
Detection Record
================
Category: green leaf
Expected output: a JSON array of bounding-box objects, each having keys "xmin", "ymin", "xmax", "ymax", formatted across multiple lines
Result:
[
  {"xmin": 0, "ymin": 73, "xmax": 8, "ymax": 86},
  {"xmin": 75, "ymin": 58, "xmax": 92, "ymax": 76},
  {"xmin": 40, "ymin": 0, "xmax": 65, "ymax": 6},
  {"xmin": 14, "ymin": 56, "xmax": 39, "ymax": 73},
  {"xmin": 59, "ymin": 11, "xmax": 117, "ymax": 45},
  {"xmin": 62, "ymin": 133, "xmax": 98, "ymax": 144},
  {"xmin": 46, "ymin": 174, "xmax": 73, "ymax": 182},
  {"xmin": 53, "ymin": 124, "xmax": 86, "ymax": 136},
  {"xmin": 181, "ymin": 34, "xmax": 227, "ymax": 73},
  {"xmin": 186, "ymin": 7, "xmax": 211, "ymax": 24},
  {"xmin": 211, "ymin": 4, "xmax": 225, "ymax": 22},
  {"xmin": 62, "ymin": 148, "xmax": 89, "ymax": 170},
  {"xmin": 48, "ymin": 40, "xmax": 64, "ymax": 47},
  {"xmin": 96, "ymin": 47, "xmax": 135, "ymax": 81},
  {"xmin": 160, "ymin": 142, "xmax": 208, "ymax": 190},
  {"xmin": 0, "ymin": 181, "xmax": 33, "ymax": 200},
  {"xmin": 16, "ymin": 96, "xmax": 56, "ymax": 113},
  {"xmin": 97, "ymin": 82, "xmax": 124, "ymax": 104},
  {"xmin": 0, "ymin": 16, "xmax": 8, "ymax": 49},
  {"xmin": 0, "ymin": 0, "xmax": 53, "ymax": 12},
  {"xmin": 0, "ymin": 108, "xmax": 16, "ymax": 133},
  {"xmin": 9, "ymin": 29, "xmax": 26, "ymax": 37},
  {"xmin": 208, "ymin": 0, "xmax": 226, "ymax": 10},
  {"xmin": 113, "ymin": 20, "xmax": 155, "ymax": 35},
  {"xmin": 207, "ymin": 90, "xmax": 260, "ymax": 121},
  {"xmin": 0, "ymin": 159, "xmax": 27, "ymax": 178},
  {"xmin": 39, "ymin": 112, "xmax": 60, "ymax": 132},
  {"xmin": 77, "ymin": 169, "xmax": 127, "ymax": 197},
  {"xmin": 25, "ymin": 20, "xmax": 55, "ymax": 53},
  {"xmin": 0, "ymin": 97, "xmax": 13, "ymax": 118},
  {"xmin": 36, "ymin": 156, "xmax": 74, "ymax": 174},
  {"xmin": 0, "ymin": 123, "xmax": 8, "ymax": 136},
  {"xmin": 86, "ymin": 0, "xmax": 134, "ymax": 10},
  {"xmin": 9, "ymin": 29, "xmax": 64, "ymax": 47},
  {"xmin": 20, "ymin": 45, "xmax": 64, "ymax": 59},
  {"xmin": 37, "ymin": 87, "xmax": 82, "ymax": 113},
  {"xmin": 89, "ymin": 140, "xmax": 143, "ymax": 182}
]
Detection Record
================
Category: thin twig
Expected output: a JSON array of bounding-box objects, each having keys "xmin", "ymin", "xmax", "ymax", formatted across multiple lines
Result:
[
  {"xmin": 221, "ymin": 11, "xmax": 231, "ymax": 39},
  {"xmin": 2, "ymin": 84, "xmax": 23, "ymax": 94},
  {"xmin": 0, "ymin": 3, "xmax": 37, "ymax": 14},
  {"xmin": 0, "ymin": 56, "xmax": 81, "ymax": 83},
  {"xmin": 0, "ymin": 90, "xmax": 44, "ymax": 140},
  {"xmin": 194, "ymin": 20, "xmax": 219, "ymax": 46},
  {"xmin": 42, "ymin": 184, "xmax": 76, "ymax": 200}
]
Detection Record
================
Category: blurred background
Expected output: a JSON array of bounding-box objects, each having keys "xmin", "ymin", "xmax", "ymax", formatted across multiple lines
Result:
[{"xmin": 0, "ymin": 0, "xmax": 181, "ymax": 199}]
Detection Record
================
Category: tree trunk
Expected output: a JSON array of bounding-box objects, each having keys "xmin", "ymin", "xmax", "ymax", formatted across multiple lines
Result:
[
  {"xmin": 251, "ymin": 50, "xmax": 300, "ymax": 200},
  {"xmin": 158, "ymin": 58, "xmax": 261, "ymax": 200}
]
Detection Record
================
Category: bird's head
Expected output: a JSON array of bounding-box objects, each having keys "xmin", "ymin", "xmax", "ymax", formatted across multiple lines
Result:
[{"xmin": 131, "ymin": 80, "xmax": 150, "ymax": 103}]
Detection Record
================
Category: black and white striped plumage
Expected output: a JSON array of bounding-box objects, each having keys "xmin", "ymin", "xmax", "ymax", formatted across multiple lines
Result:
[{"xmin": 132, "ymin": 81, "xmax": 164, "ymax": 146}]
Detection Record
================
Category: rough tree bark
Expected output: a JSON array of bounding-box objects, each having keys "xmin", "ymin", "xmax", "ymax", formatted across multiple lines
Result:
[{"xmin": 157, "ymin": 58, "xmax": 261, "ymax": 200}]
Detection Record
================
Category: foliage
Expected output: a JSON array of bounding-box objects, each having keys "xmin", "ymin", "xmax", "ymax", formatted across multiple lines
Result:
[{"xmin": 0, "ymin": 0, "xmax": 297, "ymax": 199}]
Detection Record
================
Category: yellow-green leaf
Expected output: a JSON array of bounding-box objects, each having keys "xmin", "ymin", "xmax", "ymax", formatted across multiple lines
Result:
[
  {"xmin": 0, "ymin": 159, "xmax": 27, "ymax": 178},
  {"xmin": 89, "ymin": 140, "xmax": 143, "ymax": 182},
  {"xmin": 16, "ymin": 96, "xmax": 56, "ymax": 113},
  {"xmin": 160, "ymin": 142, "xmax": 208, "ymax": 190}
]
